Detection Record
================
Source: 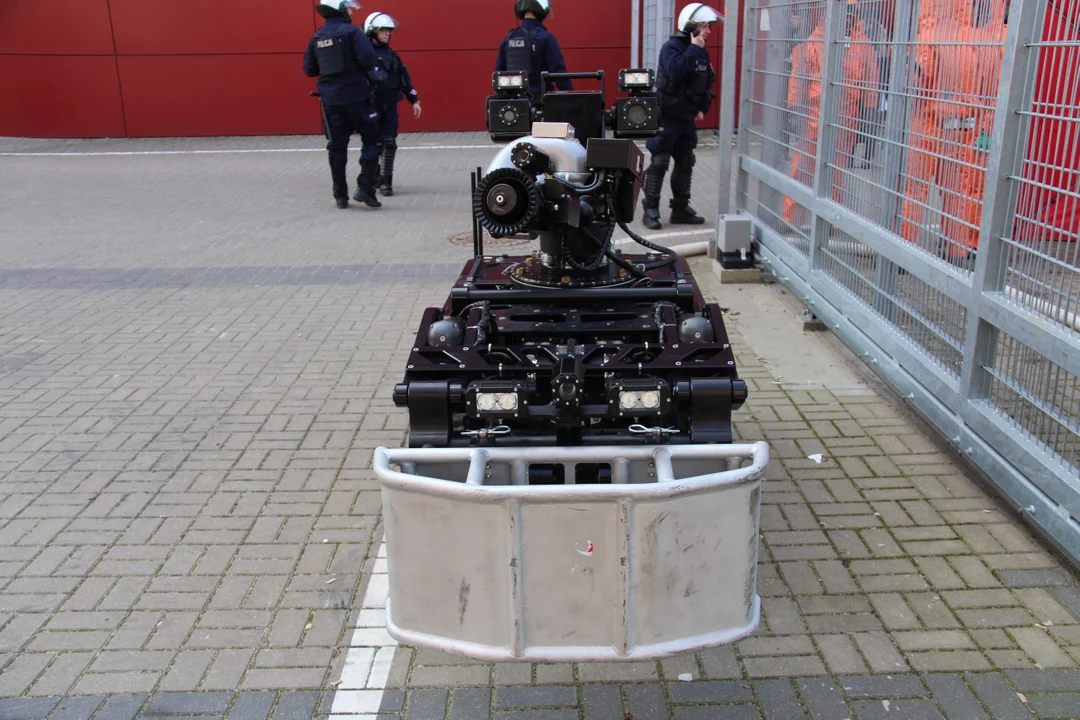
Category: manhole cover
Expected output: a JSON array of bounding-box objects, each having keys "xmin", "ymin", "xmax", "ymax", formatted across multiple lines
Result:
[{"xmin": 449, "ymin": 230, "xmax": 532, "ymax": 248}]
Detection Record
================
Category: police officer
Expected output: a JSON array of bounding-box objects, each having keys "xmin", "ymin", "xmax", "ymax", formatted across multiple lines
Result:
[
  {"xmin": 303, "ymin": 0, "xmax": 386, "ymax": 209},
  {"xmin": 641, "ymin": 3, "xmax": 720, "ymax": 230},
  {"xmin": 496, "ymin": 0, "xmax": 573, "ymax": 104},
  {"xmin": 365, "ymin": 12, "xmax": 421, "ymax": 197}
]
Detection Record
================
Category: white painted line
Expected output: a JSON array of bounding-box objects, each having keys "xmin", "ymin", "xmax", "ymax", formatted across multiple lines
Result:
[
  {"xmin": 0, "ymin": 145, "xmax": 491, "ymax": 157},
  {"xmin": 330, "ymin": 541, "xmax": 397, "ymax": 717},
  {"xmin": 0, "ymin": 142, "xmax": 720, "ymax": 158}
]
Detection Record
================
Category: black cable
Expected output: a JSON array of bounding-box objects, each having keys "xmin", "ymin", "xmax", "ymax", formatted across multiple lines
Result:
[
  {"xmin": 617, "ymin": 216, "xmax": 676, "ymax": 257},
  {"xmin": 568, "ymin": 216, "xmax": 616, "ymax": 272},
  {"xmin": 594, "ymin": 191, "xmax": 665, "ymax": 277},
  {"xmin": 474, "ymin": 302, "xmax": 491, "ymax": 346},
  {"xmin": 642, "ymin": 254, "xmax": 678, "ymax": 271},
  {"xmin": 604, "ymin": 247, "xmax": 649, "ymax": 278}
]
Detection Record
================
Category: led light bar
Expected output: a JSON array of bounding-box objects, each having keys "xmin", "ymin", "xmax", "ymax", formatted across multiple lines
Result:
[
  {"xmin": 622, "ymin": 72, "xmax": 652, "ymax": 87},
  {"xmin": 477, "ymin": 391, "xmax": 519, "ymax": 413},
  {"xmin": 619, "ymin": 390, "xmax": 661, "ymax": 411},
  {"xmin": 494, "ymin": 72, "xmax": 527, "ymax": 92}
]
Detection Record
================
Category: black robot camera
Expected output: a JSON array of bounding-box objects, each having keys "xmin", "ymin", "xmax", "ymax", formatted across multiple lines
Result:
[
  {"xmin": 612, "ymin": 68, "xmax": 661, "ymax": 139},
  {"xmin": 487, "ymin": 71, "xmax": 534, "ymax": 142}
]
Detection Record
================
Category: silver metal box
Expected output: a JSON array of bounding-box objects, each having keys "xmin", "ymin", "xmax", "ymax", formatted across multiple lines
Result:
[{"xmin": 372, "ymin": 443, "xmax": 768, "ymax": 662}]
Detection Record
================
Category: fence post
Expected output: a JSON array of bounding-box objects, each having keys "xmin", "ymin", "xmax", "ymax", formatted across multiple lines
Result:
[
  {"xmin": 875, "ymin": 0, "xmax": 917, "ymax": 233},
  {"xmin": 632, "ymin": 0, "xmax": 641, "ymax": 68},
  {"xmin": 960, "ymin": 0, "xmax": 1045, "ymax": 402},
  {"xmin": 871, "ymin": 0, "xmax": 918, "ymax": 321},
  {"xmin": 807, "ymin": 0, "xmax": 848, "ymax": 270},
  {"xmin": 759, "ymin": 2, "xmax": 790, "ymax": 229},
  {"xmin": 735, "ymin": 0, "xmax": 757, "ymax": 212},
  {"xmin": 716, "ymin": 0, "xmax": 741, "ymax": 217}
]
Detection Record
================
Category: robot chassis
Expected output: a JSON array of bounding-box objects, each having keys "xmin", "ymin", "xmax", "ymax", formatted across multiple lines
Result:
[
  {"xmin": 393, "ymin": 69, "xmax": 748, "ymax": 459},
  {"xmin": 376, "ymin": 70, "xmax": 765, "ymax": 662}
]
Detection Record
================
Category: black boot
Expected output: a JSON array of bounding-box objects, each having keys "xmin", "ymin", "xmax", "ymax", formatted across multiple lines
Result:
[
  {"xmin": 331, "ymin": 164, "xmax": 349, "ymax": 208},
  {"xmin": 641, "ymin": 153, "xmax": 669, "ymax": 230},
  {"xmin": 379, "ymin": 137, "xmax": 397, "ymax": 196},
  {"xmin": 355, "ymin": 160, "xmax": 382, "ymax": 208},
  {"xmin": 670, "ymin": 204, "xmax": 705, "ymax": 225},
  {"xmin": 354, "ymin": 186, "xmax": 382, "ymax": 208},
  {"xmin": 669, "ymin": 160, "xmax": 705, "ymax": 225}
]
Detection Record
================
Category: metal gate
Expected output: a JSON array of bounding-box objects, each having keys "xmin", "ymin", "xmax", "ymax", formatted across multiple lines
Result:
[{"xmin": 730, "ymin": 0, "xmax": 1080, "ymax": 561}]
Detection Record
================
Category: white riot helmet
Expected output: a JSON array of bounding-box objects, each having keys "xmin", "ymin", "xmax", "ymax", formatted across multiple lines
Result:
[
  {"xmin": 316, "ymin": 0, "xmax": 360, "ymax": 18},
  {"xmin": 678, "ymin": 3, "xmax": 721, "ymax": 33},
  {"xmin": 364, "ymin": 12, "xmax": 396, "ymax": 36}
]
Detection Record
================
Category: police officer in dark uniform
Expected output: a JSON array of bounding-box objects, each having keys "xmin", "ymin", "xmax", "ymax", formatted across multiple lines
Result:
[
  {"xmin": 365, "ymin": 12, "xmax": 421, "ymax": 197},
  {"xmin": 496, "ymin": 0, "xmax": 573, "ymax": 104},
  {"xmin": 303, "ymin": 0, "xmax": 387, "ymax": 210},
  {"xmin": 641, "ymin": 3, "xmax": 720, "ymax": 230}
]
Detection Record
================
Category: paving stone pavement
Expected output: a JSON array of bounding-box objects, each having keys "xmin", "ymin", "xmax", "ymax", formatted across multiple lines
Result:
[{"xmin": 0, "ymin": 133, "xmax": 1078, "ymax": 719}]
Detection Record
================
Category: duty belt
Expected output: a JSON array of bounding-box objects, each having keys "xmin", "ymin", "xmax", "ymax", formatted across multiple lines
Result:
[{"xmin": 942, "ymin": 117, "xmax": 978, "ymax": 131}]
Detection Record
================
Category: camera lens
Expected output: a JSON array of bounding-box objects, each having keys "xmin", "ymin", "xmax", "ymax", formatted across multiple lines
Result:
[
  {"xmin": 502, "ymin": 108, "xmax": 518, "ymax": 125},
  {"xmin": 511, "ymin": 145, "xmax": 532, "ymax": 166},
  {"xmin": 627, "ymin": 103, "xmax": 648, "ymax": 126}
]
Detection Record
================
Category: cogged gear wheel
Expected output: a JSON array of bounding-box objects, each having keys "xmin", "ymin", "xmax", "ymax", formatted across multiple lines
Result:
[{"xmin": 473, "ymin": 167, "xmax": 543, "ymax": 238}]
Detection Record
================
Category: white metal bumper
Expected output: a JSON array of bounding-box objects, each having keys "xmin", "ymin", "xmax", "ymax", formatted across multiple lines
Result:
[{"xmin": 372, "ymin": 442, "xmax": 768, "ymax": 662}]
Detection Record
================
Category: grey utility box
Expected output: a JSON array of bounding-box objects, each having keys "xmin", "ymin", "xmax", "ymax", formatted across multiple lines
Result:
[{"xmin": 372, "ymin": 443, "xmax": 768, "ymax": 662}]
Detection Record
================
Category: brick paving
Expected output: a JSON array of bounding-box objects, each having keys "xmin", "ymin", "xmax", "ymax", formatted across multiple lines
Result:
[{"xmin": 0, "ymin": 133, "xmax": 1078, "ymax": 719}]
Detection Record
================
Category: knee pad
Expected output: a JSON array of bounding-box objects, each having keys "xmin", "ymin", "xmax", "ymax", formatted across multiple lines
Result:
[
  {"xmin": 648, "ymin": 153, "xmax": 672, "ymax": 171},
  {"xmin": 383, "ymin": 135, "xmax": 398, "ymax": 151},
  {"xmin": 675, "ymin": 150, "xmax": 696, "ymax": 169}
]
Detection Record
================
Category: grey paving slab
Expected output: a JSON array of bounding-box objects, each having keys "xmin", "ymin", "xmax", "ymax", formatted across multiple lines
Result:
[
  {"xmin": 225, "ymin": 692, "xmax": 276, "ymax": 720},
  {"xmin": 580, "ymin": 685, "xmax": 623, "ymax": 720},
  {"xmin": 49, "ymin": 696, "xmax": 106, "ymax": 720},
  {"xmin": 449, "ymin": 688, "xmax": 492, "ymax": 720},
  {"xmin": 0, "ymin": 698, "xmax": 57, "ymax": 720},
  {"xmin": 0, "ymin": 133, "xmax": 1078, "ymax": 720}
]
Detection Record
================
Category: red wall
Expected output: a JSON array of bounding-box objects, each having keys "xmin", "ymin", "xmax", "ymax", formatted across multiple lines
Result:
[
  {"xmin": 1, "ymin": 0, "xmax": 740, "ymax": 138},
  {"xmin": 1021, "ymin": 0, "xmax": 1080, "ymax": 240}
]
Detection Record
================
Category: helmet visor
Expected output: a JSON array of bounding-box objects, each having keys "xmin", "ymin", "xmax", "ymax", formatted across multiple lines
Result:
[
  {"xmin": 343, "ymin": 1, "xmax": 361, "ymax": 10},
  {"xmin": 689, "ymin": 5, "xmax": 721, "ymax": 24}
]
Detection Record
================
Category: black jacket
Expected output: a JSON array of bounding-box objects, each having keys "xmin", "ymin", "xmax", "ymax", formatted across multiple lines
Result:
[
  {"xmin": 303, "ymin": 16, "xmax": 382, "ymax": 105},
  {"xmin": 496, "ymin": 18, "xmax": 572, "ymax": 96},
  {"xmin": 655, "ymin": 33, "xmax": 716, "ymax": 119},
  {"xmin": 372, "ymin": 44, "xmax": 419, "ymax": 107}
]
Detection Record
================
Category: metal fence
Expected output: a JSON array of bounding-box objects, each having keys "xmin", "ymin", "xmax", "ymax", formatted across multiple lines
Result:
[
  {"xmin": 642, "ymin": 0, "xmax": 677, "ymax": 74},
  {"xmin": 732, "ymin": 0, "xmax": 1080, "ymax": 562}
]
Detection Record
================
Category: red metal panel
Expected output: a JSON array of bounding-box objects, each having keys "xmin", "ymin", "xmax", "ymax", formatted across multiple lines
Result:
[
  {"xmin": 117, "ymin": 55, "xmax": 321, "ymax": 137},
  {"xmin": 0, "ymin": 0, "xmax": 115, "ymax": 55},
  {"xmin": 398, "ymin": 48, "xmax": 634, "ymax": 133},
  {"xmin": 1027, "ymin": 0, "xmax": 1079, "ymax": 193},
  {"xmin": 0, "ymin": 0, "xmax": 663, "ymax": 137},
  {"xmin": 561, "ymin": 47, "xmax": 636, "ymax": 87},
  {"xmin": 1023, "ymin": 0, "xmax": 1080, "ymax": 240},
  {"xmin": 377, "ymin": 0, "xmax": 629, "ymax": 52},
  {"xmin": 0, "ymin": 56, "xmax": 125, "ymax": 137},
  {"xmin": 388, "ymin": 51, "xmax": 492, "ymax": 132},
  {"xmin": 110, "ymin": 0, "xmax": 315, "ymax": 55},
  {"xmin": 540, "ymin": 0, "xmax": 632, "ymax": 49}
]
